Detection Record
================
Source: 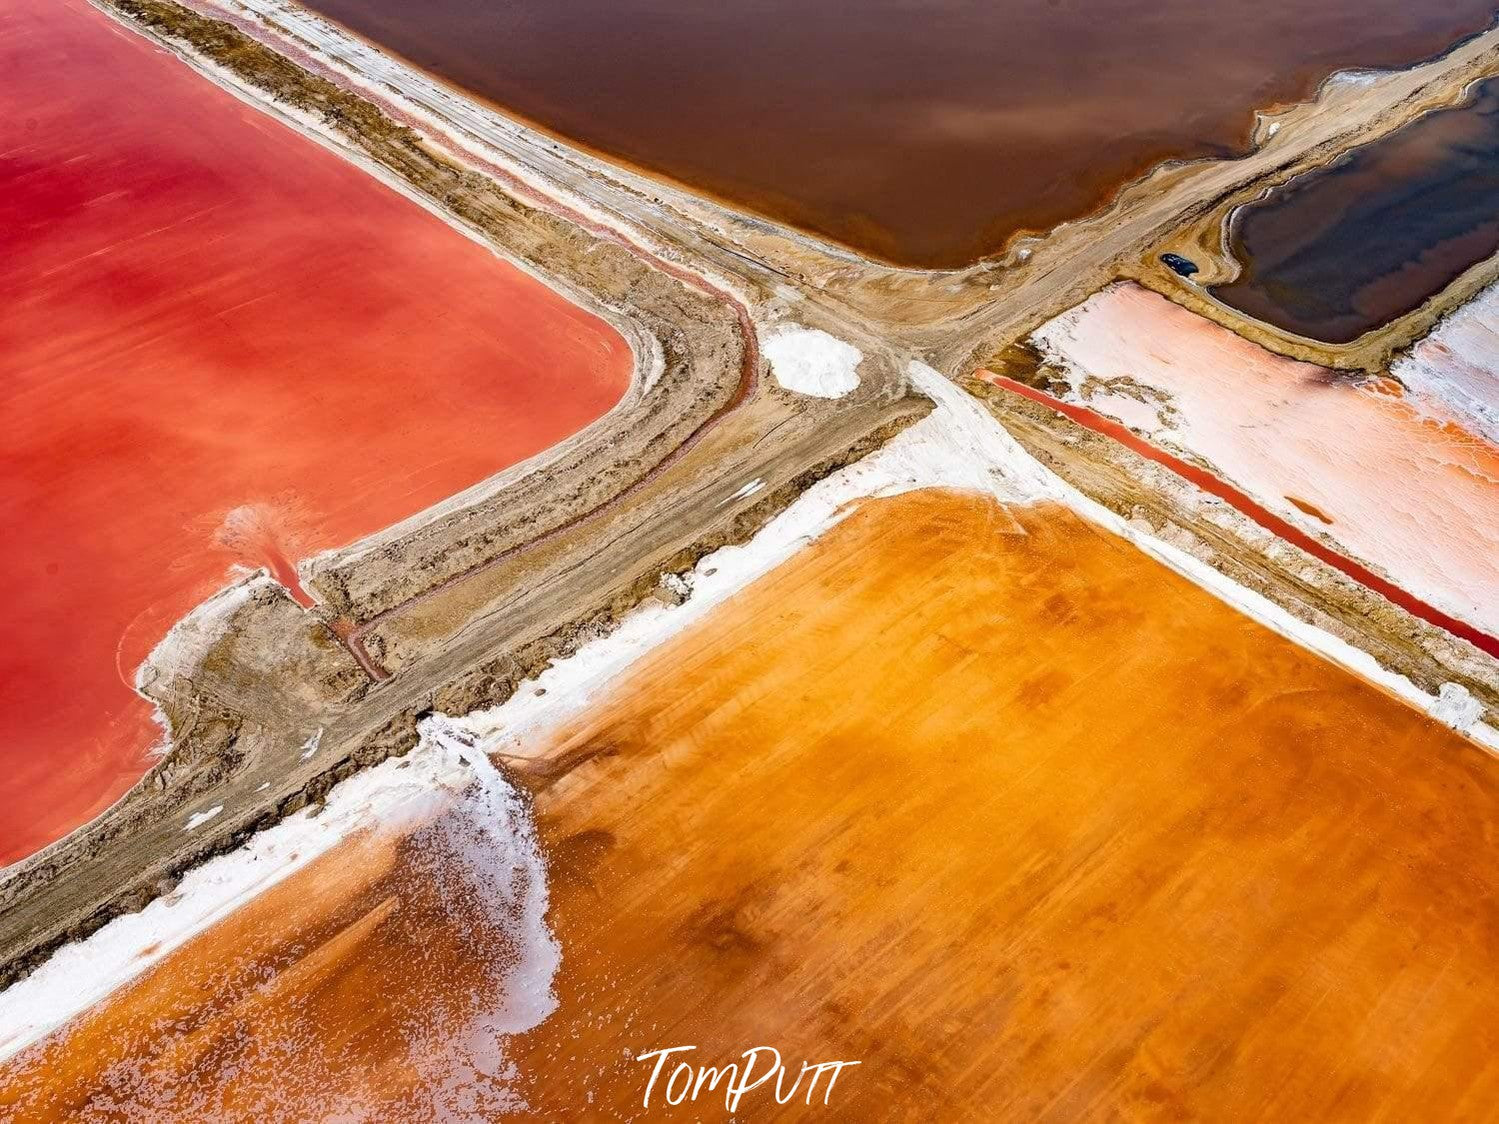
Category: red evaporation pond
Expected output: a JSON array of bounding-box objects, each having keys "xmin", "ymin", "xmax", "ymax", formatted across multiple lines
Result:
[{"xmin": 0, "ymin": 0, "xmax": 633, "ymax": 864}]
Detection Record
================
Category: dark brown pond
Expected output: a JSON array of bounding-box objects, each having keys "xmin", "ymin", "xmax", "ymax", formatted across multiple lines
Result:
[
  {"xmin": 1212, "ymin": 76, "xmax": 1499, "ymax": 343},
  {"xmin": 301, "ymin": 0, "xmax": 1495, "ymax": 268}
]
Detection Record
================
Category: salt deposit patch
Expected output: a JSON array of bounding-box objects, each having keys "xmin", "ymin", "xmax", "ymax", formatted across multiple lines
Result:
[
  {"xmin": 0, "ymin": 732, "xmax": 557, "ymax": 1071},
  {"xmin": 182, "ymin": 805, "xmax": 223, "ymax": 831},
  {"xmin": 1394, "ymin": 280, "xmax": 1499, "ymax": 446},
  {"xmin": 763, "ymin": 326, "xmax": 862, "ymax": 399},
  {"xmin": 298, "ymin": 726, "xmax": 323, "ymax": 760},
  {"xmin": 1432, "ymin": 682, "xmax": 1484, "ymax": 733}
]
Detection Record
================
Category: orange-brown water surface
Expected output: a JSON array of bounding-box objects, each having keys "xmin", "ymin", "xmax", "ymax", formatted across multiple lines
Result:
[
  {"xmin": 9, "ymin": 489, "xmax": 1497, "ymax": 1119},
  {"xmin": 299, "ymin": 0, "xmax": 1496, "ymax": 267},
  {"xmin": 0, "ymin": 0, "xmax": 633, "ymax": 864}
]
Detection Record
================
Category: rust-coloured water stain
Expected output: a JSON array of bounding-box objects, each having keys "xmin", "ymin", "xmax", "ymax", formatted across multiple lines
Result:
[{"xmin": 9, "ymin": 490, "xmax": 1496, "ymax": 1118}]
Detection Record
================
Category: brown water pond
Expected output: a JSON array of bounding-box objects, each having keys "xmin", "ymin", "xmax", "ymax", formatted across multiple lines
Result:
[
  {"xmin": 1213, "ymin": 74, "xmax": 1499, "ymax": 343},
  {"xmin": 301, "ymin": 0, "xmax": 1495, "ymax": 267}
]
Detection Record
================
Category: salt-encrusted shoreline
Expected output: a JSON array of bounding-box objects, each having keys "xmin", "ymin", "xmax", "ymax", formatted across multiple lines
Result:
[{"xmin": 0, "ymin": 747, "xmax": 467, "ymax": 1060}]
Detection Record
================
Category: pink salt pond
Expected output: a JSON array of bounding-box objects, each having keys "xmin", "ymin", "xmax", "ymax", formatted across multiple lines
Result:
[
  {"xmin": 0, "ymin": 0, "xmax": 633, "ymax": 865},
  {"xmin": 1031, "ymin": 282, "xmax": 1499, "ymax": 639}
]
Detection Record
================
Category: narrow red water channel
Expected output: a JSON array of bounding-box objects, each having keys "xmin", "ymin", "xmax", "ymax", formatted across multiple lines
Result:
[
  {"xmin": 976, "ymin": 371, "xmax": 1499, "ymax": 659},
  {"xmin": 0, "ymin": 0, "xmax": 633, "ymax": 865}
]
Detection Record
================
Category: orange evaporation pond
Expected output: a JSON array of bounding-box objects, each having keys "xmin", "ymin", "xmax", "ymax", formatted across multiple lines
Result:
[
  {"xmin": 0, "ymin": 0, "xmax": 632, "ymax": 865},
  {"xmin": 10, "ymin": 490, "xmax": 1497, "ymax": 1118}
]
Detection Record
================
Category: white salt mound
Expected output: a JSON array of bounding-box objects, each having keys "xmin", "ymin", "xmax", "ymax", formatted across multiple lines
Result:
[
  {"xmin": 763, "ymin": 326, "xmax": 862, "ymax": 399},
  {"xmin": 182, "ymin": 804, "xmax": 223, "ymax": 831},
  {"xmin": 1431, "ymin": 682, "xmax": 1483, "ymax": 733}
]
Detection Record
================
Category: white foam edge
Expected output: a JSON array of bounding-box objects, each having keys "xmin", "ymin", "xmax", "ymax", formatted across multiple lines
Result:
[{"xmin": 0, "ymin": 744, "xmax": 474, "ymax": 1062}]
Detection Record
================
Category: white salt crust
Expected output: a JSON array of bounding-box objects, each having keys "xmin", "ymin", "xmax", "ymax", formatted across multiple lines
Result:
[
  {"xmin": 1393, "ymin": 279, "xmax": 1499, "ymax": 446},
  {"xmin": 0, "ymin": 733, "xmax": 557, "ymax": 1072}
]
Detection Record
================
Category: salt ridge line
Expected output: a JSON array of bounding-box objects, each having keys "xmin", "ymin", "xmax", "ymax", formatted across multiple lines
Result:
[
  {"xmin": 178, "ymin": 0, "xmax": 766, "ymax": 366},
  {"xmin": 186, "ymin": 0, "xmax": 883, "ymax": 272},
  {"xmin": 191, "ymin": 0, "xmax": 782, "ymax": 371}
]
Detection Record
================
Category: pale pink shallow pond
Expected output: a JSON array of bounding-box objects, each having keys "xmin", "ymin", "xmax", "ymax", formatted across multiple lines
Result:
[{"xmin": 1032, "ymin": 283, "xmax": 1499, "ymax": 638}]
